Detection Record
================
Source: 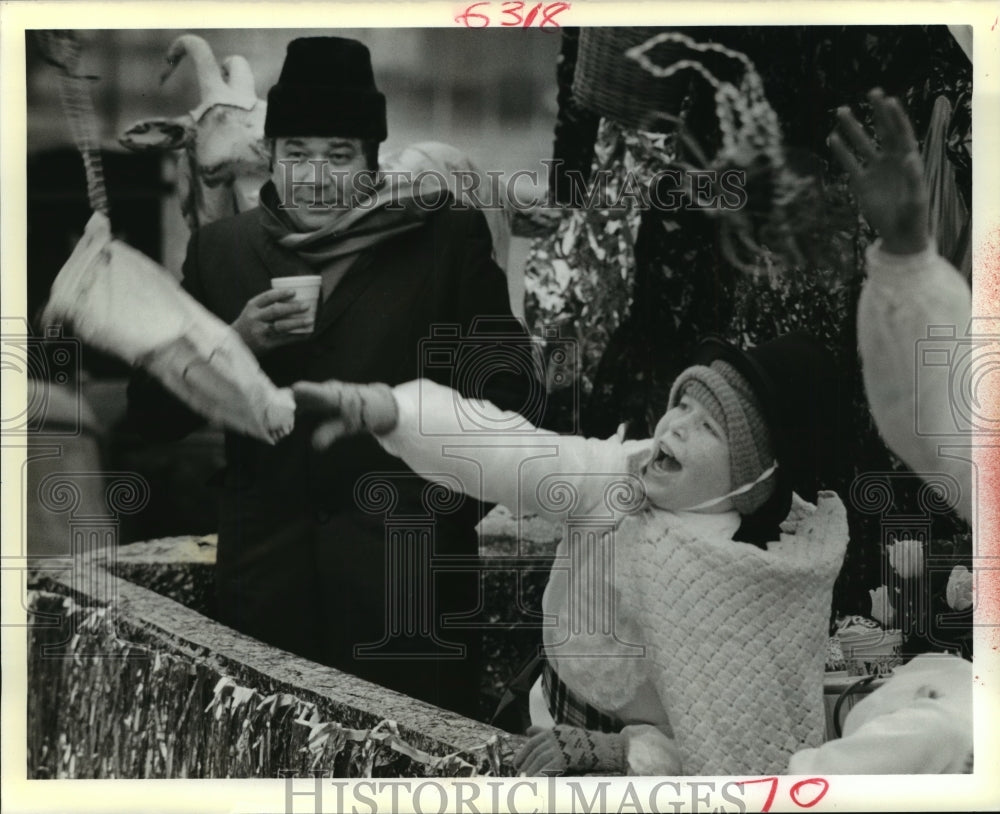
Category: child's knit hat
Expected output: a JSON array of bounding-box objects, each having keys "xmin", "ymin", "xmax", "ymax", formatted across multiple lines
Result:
[
  {"xmin": 673, "ymin": 332, "xmax": 847, "ymax": 542},
  {"xmin": 668, "ymin": 360, "xmax": 775, "ymax": 514}
]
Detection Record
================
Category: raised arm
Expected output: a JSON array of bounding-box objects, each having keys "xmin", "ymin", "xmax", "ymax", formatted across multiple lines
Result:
[
  {"xmin": 292, "ymin": 377, "xmax": 649, "ymax": 522},
  {"xmin": 831, "ymin": 89, "xmax": 972, "ymax": 522},
  {"xmin": 857, "ymin": 242, "xmax": 972, "ymax": 522}
]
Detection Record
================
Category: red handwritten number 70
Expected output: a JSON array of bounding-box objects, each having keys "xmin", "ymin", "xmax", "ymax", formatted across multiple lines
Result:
[{"xmin": 736, "ymin": 777, "xmax": 830, "ymax": 812}]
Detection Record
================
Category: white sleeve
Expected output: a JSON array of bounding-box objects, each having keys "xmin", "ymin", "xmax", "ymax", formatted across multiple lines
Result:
[
  {"xmin": 786, "ymin": 701, "xmax": 972, "ymax": 775},
  {"xmin": 857, "ymin": 240, "xmax": 973, "ymax": 522},
  {"xmin": 377, "ymin": 379, "xmax": 648, "ymax": 522}
]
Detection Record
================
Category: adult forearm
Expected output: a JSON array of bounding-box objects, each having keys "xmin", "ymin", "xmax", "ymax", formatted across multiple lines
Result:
[{"xmin": 858, "ymin": 241, "xmax": 973, "ymax": 521}]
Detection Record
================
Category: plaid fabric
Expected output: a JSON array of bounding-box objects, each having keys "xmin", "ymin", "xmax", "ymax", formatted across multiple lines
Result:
[{"xmin": 542, "ymin": 660, "xmax": 625, "ymax": 733}]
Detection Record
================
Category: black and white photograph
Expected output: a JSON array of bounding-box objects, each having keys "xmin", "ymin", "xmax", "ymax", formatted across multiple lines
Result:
[{"xmin": 2, "ymin": 3, "xmax": 998, "ymax": 812}]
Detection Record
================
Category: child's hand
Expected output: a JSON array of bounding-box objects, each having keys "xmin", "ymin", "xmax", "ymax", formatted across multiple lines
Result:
[
  {"xmin": 829, "ymin": 88, "xmax": 930, "ymax": 256},
  {"xmin": 514, "ymin": 726, "xmax": 568, "ymax": 776},
  {"xmin": 292, "ymin": 380, "xmax": 398, "ymax": 449}
]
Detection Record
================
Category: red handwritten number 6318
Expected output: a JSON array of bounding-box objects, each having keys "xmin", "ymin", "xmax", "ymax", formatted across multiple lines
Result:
[
  {"xmin": 737, "ymin": 777, "xmax": 830, "ymax": 812},
  {"xmin": 455, "ymin": 1, "xmax": 570, "ymax": 28}
]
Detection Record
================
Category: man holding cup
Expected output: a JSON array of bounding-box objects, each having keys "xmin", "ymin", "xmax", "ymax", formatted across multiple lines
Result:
[{"xmin": 127, "ymin": 36, "xmax": 539, "ymax": 718}]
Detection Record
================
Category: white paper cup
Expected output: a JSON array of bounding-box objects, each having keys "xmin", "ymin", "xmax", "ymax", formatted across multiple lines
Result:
[{"xmin": 271, "ymin": 275, "xmax": 321, "ymax": 334}]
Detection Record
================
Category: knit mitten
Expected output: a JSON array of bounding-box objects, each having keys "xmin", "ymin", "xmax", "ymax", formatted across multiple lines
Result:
[
  {"xmin": 292, "ymin": 380, "xmax": 399, "ymax": 449},
  {"xmin": 515, "ymin": 725, "xmax": 626, "ymax": 776}
]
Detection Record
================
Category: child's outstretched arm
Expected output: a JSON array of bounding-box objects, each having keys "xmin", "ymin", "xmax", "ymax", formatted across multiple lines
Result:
[
  {"xmin": 293, "ymin": 378, "xmax": 648, "ymax": 522},
  {"xmin": 831, "ymin": 89, "xmax": 972, "ymax": 523}
]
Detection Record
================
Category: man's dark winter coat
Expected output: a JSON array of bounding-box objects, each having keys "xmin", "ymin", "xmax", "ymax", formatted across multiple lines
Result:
[{"xmin": 128, "ymin": 203, "xmax": 538, "ymax": 718}]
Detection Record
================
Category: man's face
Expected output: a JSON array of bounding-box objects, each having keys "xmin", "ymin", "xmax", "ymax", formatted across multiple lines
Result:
[
  {"xmin": 641, "ymin": 393, "xmax": 734, "ymax": 513},
  {"xmin": 271, "ymin": 136, "xmax": 370, "ymax": 231}
]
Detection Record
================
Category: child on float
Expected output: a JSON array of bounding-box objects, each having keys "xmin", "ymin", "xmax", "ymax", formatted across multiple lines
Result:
[{"xmin": 292, "ymin": 327, "xmax": 851, "ymax": 776}]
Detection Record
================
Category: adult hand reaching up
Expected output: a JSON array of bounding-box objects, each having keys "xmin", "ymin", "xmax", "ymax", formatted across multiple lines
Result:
[{"xmin": 829, "ymin": 88, "xmax": 930, "ymax": 255}]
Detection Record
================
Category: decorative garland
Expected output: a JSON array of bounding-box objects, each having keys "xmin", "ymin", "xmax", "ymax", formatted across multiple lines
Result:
[
  {"xmin": 34, "ymin": 31, "xmax": 109, "ymax": 216},
  {"xmin": 625, "ymin": 31, "xmax": 817, "ymax": 273},
  {"xmin": 27, "ymin": 591, "xmax": 518, "ymax": 778},
  {"xmin": 523, "ymin": 31, "xmax": 827, "ymax": 414},
  {"xmin": 625, "ymin": 32, "xmax": 782, "ymax": 166}
]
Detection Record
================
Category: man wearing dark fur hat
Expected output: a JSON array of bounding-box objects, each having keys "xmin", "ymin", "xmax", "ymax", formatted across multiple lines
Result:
[{"xmin": 127, "ymin": 36, "xmax": 539, "ymax": 718}]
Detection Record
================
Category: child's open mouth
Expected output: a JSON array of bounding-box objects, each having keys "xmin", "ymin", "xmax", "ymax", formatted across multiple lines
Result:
[{"xmin": 649, "ymin": 446, "xmax": 682, "ymax": 473}]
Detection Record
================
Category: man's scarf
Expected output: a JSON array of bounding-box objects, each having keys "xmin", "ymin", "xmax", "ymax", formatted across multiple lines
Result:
[{"xmin": 258, "ymin": 175, "xmax": 445, "ymax": 272}]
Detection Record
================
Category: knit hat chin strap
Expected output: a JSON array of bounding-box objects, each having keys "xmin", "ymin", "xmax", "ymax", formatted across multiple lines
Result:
[{"xmin": 682, "ymin": 460, "xmax": 778, "ymax": 512}]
